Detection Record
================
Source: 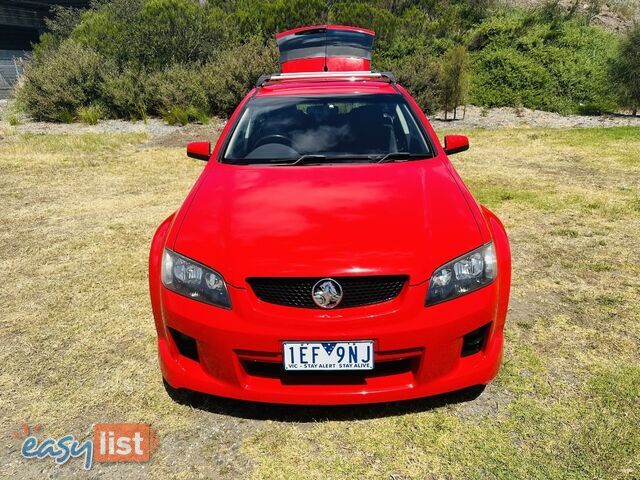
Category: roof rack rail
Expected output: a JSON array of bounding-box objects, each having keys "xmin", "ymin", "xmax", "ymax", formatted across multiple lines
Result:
[{"xmin": 255, "ymin": 71, "xmax": 396, "ymax": 88}]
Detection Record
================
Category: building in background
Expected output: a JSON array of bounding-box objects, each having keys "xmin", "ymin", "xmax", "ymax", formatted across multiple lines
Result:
[{"xmin": 0, "ymin": 0, "xmax": 89, "ymax": 98}]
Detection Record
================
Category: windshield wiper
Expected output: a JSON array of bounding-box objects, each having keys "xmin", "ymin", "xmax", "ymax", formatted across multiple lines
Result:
[
  {"xmin": 272, "ymin": 154, "xmax": 375, "ymax": 166},
  {"xmin": 273, "ymin": 154, "xmax": 327, "ymax": 166},
  {"xmin": 238, "ymin": 153, "xmax": 423, "ymax": 166},
  {"xmin": 375, "ymin": 152, "xmax": 428, "ymax": 163}
]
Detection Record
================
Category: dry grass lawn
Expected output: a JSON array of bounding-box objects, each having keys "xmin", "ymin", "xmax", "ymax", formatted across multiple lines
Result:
[{"xmin": 0, "ymin": 125, "xmax": 638, "ymax": 479}]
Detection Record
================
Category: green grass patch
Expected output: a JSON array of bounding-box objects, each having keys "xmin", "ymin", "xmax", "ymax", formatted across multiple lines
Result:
[
  {"xmin": 466, "ymin": 181, "xmax": 559, "ymax": 211},
  {"xmin": 161, "ymin": 106, "xmax": 209, "ymax": 126},
  {"xmin": 243, "ymin": 365, "xmax": 639, "ymax": 479},
  {"xmin": 5, "ymin": 132, "xmax": 147, "ymax": 155},
  {"xmin": 77, "ymin": 103, "xmax": 106, "ymax": 125},
  {"xmin": 240, "ymin": 126, "xmax": 640, "ymax": 479},
  {"xmin": 2, "ymin": 126, "xmax": 639, "ymax": 478}
]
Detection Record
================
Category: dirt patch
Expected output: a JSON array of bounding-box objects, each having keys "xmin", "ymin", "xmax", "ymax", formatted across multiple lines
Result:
[
  {"xmin": 431, "ymin": 105, "xmax": 640, "ymax": 130},
  {"xmin": 5, "ymin": 118, "xmax": 226, "ymax": 149},
  {"xmin": 149, "ymin": 120, "xmax": 225, "ymax": 148},
  {"xmin": 0, "ymin": 101, "xmax": 225, "ymax": 148}
]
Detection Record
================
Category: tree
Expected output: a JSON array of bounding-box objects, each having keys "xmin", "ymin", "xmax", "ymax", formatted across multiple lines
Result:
[
  {"xmin": 611, "ymin": 23, "xmax": 640, "ymax": 116},
  {"xmin": 439, "ymin": 45, "xmax": 470, "ymax": 120},
  {"xmin": 45, "ymin": 5, "xmax": 85, "ymax": 39}
]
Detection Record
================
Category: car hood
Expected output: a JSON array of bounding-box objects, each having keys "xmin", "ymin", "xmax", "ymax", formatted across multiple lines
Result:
[{"xmin": 173, "ymin": 160, "xmax": 483, "ymax": 287}]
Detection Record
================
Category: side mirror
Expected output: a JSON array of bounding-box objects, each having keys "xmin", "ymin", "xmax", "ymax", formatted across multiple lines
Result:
[
  {"xmin": 186, "ymin": 141, "xmax": 211, "ymax": 161},
  {"xmin": 443, "ymin": 135, "xmax": 469, "ymax": 155}
]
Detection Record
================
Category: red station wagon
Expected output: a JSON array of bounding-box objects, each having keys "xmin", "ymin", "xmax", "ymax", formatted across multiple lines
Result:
[{"xmin": 149, "ymin": 25, "xmax": 511, "ymax": 405}]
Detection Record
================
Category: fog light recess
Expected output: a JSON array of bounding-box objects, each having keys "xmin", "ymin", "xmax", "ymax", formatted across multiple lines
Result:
[
  {"xmin": 461, "ymin": 323, "xmax": 491, "ymax": 357},
  {"xmin": 168, "ymin": 327, "xmax": 199, "ymax": 362}
]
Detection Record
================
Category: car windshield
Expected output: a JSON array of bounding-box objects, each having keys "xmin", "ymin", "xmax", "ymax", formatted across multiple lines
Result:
[{"xmin": 222, "ymin": 94, "xmax": 432, "ymax": 165}]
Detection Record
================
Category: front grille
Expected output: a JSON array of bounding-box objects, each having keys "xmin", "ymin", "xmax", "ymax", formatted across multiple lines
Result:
[{"xmin": 247, "ymin": 275, "xmax": 408, "ymax": 309}]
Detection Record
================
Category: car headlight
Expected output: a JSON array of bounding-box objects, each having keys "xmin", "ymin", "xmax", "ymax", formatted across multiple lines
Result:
[
  {"xmin": 426, "ymin": 242, "xmax": 497, "ymax": 305},
  {"xmin": 161, "ymin": 249, "xmax": 231, "ymax": 308}
]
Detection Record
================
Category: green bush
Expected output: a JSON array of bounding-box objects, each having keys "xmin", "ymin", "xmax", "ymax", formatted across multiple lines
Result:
[
  {"xmin": 147, "ymin": 64, "xmax": 209, "ymax": 115},
  {"xmin": 71, "ymin": 7, "xmax": 132, "ymax": 63},
  {"xmin": 235, "ymin": 0, "xmax": 327, "ymax": 39},
  {"xmin": 471, "ymin": 47, "xmax": 559, "ymax": 110},
  {"xmin": 440, "ymin": 45, "xmax": 471, "ymax": 118},
  {"xmin": 101, "ymin": 63, "xmax": 212, "ymax": 121},
  {"xmin": 2, "ymin": 97, "xmax": 25, "ymax": 126},
  {"xmin": 100, "ymin": 67, "xmax": 150, "ymax": 121},
  {"xmin": 18, "ymin": 0, "xmax": 627, "ymax": 121},
  {"xmin": 17, "ymin": 40, "xmax": 110, "ymax": 122},
  {"xmin": 8, "ymin": 114, "xmax": 21, "ymax": 126},
  {"xmin": 469, "ymin": 11, "xmax": 618, "ymax": 113},
  {"xmin": 610, "ymin": 23, "xmax": 640, "ymax": 115},
  {"xmin": 71, "ymin": 0, "xmax": 228, "ymax": 68},
  {"xmin": 202, "ymin": 40, "xmax": 279, "ymax": 117},
  {"xmin": 329, "ymin": 2, "xmax": 397, "ymax": 48},
  {"xmin": 131, "ymin": 0, "xmax": 227, "ymax": 68},
  {"xmin": 380, "ymin": 51, "xmax": 442, "ymax": 114}
]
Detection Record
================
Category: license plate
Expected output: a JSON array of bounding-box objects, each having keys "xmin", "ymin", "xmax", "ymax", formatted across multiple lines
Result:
[{"xmin": 283, "ymin": 341, "xmax": 374, "ymax": 371}]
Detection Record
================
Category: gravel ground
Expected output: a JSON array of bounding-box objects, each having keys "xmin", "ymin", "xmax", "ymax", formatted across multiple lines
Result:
[
  {"xmin": 429, "ymin": 105, "xmax": 640, "ymax": 130},
  {"xmin": 3, "ymin": 100, "xmax": 640, "ymax": 148}
]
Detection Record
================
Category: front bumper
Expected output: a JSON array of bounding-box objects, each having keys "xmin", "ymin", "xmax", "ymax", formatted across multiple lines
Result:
[{"xmin": 155, "ymin": 279, "xmax": 505, "ymax": 405}]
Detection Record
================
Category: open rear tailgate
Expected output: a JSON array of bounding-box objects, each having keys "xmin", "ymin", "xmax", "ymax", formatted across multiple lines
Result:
[{"xmin": 276, "ymin": 25, "xmax": 375, "ymax": 73}]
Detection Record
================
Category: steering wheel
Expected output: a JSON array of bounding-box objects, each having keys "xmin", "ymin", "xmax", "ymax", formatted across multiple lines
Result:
[{"xmin": 253, "ymin": 134, "xmax": 294, "ymax": 149}]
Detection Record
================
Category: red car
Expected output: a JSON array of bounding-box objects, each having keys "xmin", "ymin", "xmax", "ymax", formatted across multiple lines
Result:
[{"xmin": 149, "ymin": 25, "xmax": 511, "ymax": 405}]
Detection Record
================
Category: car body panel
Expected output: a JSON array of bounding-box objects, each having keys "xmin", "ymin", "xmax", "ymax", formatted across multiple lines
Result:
[{"xmin": 173, "ymin": 159, "xmax": 483, "ymax": 287}]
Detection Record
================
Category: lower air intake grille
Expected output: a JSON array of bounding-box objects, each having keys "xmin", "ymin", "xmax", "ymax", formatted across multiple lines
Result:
[{"xmin": 247, "ymin": 276, "xmax": 408, "ymax": 309}]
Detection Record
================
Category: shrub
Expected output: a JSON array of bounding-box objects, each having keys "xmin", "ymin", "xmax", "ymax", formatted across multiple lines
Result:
[
  {"xmin": 469, "ymin": 12, "xmax": 618, "ymax": 113},
  {"xmin": 147, "ymin": 64, "xmax": 209, "ymax": 115},
  {"xmin": 471, "ymin": 47, "xmax": 560, "ymax": 111},
  {"xmin": 71, "ymin": 0, "xmax": 228, "ymax": 68},
  {"xmin": 77, "ymin": 103, "xmax": 106, "ymax": 125},
  {"xmin": 203, "ymin": 40, "xmax": 279, "ymax": 117},
  {"xmin": 235, "ymin": 0, "xmax": 327, "ymax": 39},
  {"xmin": 71, "ymin": 7, "xmax": 132, "ymax": 63},
  {"xmin": 100, "ymin": 67, "xmax": 150, "ymax": 120},
  {"xmin": 384, "ymin": 11, "xmax": 436, "ymax": 55},
  {"xmin": 380, "ymin": 51, "xmax": 442, "ymax": 114},
  {"xmin": 329, "ymin": 2, "xmax": 397, "ymax": 48},
  {"xmin": 45, "ymin": 5, "xmax": 84, "ymax": 38},
  {"xmin": 548, "ymin": 20, "xmax": 618, "ymax": 114},
  {"xmin": 18, "ymin": 0, "xmax": 625, "ymax": 121},
  {"xmin": 17, "ymin": 40, "xmax": 109, "ymax": 122},
  {"xmin": 3, "ymin": 98, "xmax": 24, "ymax": 126},
  {"xmin": 610, "ymin": 23, "xmax": 640, "ymax": 115},
  {"xmin": 131, "ymin": 0, "xmax": 227, "ymax": 68},
  {"xmin": 101, "ymin": 64, "xmax": 210, "ymax": 120}
]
